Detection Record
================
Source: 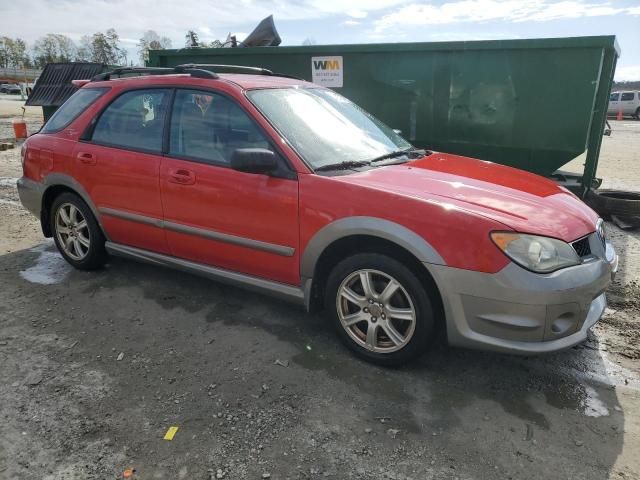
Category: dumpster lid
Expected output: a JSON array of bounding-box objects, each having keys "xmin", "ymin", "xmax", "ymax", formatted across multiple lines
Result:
[{"xmin": 25, "ymin": 62, "xmax": 107, "ymax": 107}]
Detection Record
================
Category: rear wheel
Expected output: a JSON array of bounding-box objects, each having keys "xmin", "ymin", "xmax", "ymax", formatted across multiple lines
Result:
[
  {"xmin": 50, "ymin": 192, "xmax": 107, "ymax": 270},
  {"xmin": 325, "ymin": 253, "xmax": 435, "ymax": 366}
]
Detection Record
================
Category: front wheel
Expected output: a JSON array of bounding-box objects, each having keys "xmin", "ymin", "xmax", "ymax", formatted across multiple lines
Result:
[{"xmin": 325, "ymin": 253, "xmax": 435, "ymax": 366}]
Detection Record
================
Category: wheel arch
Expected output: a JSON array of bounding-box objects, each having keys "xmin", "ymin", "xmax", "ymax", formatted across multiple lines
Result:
[
  {"xmin": 302, "ymin": 217, "xmax": 446, "ymax": 319},
  {"xmin": 40, "ymin": 174, "xmax": 106, "ymax": 238}
]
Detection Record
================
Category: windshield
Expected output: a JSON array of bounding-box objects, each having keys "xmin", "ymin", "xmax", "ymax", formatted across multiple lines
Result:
[{"xmin": 247, "ymin": 87, "xmax": 412, "ymax": 169}]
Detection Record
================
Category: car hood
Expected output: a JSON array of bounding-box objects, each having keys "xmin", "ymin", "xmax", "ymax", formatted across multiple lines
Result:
[{"xmin": 335, "ymin": 153, "xmax": 599, "ymax": 242}]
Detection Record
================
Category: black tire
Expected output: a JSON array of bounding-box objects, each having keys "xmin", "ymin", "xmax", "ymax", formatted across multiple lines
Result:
[
  {"xmin": 585, "ymin": 189, "xmax": 640, "ymax": 218},
  {"xmin": 324, "ymin": 253, "xmax": 435, "ymax": 366},
  {"xmin": 50, "ymin": 192, "xmax": 107, "ymax": 270}
]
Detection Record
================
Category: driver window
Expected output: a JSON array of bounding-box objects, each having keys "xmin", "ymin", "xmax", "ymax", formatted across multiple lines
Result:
[{"xmin": 169, "ymin": 89, "xmax": 271, "ymax": 165}]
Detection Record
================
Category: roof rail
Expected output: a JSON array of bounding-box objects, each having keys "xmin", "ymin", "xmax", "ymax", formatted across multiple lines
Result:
[
  {"xmin": 91, "ymin": 66, "xmax": 218, "ymax": 81},
  {"xmin": 177, "ymin": 64, "xmax": 273, "ymax": 75},
  {"xmin": 176, "ymin": 63, "xmax": 303, "ymax": 80}
]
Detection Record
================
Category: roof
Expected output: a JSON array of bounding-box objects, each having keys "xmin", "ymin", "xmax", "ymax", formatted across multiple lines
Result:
[
  {"xmin": 217, "ymin": 73, "xmax": 312, "ymax": 89},
  {"xmin": 25, "ymin": 62, "xmax": 107, "ymax": 107}
]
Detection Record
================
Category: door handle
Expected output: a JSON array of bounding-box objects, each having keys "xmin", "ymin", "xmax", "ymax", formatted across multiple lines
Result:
[
  {"xmin": 77, "ymin": 152, "xmax": 96, "ymax": 165},
  {"xmin": 168, "ymin": 168, "xmax": 196, "ymax": 185}
]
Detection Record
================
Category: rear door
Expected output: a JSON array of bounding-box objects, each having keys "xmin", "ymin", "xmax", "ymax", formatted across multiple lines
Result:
[
  {"xmin": 160, "ymin": 88, "xmax": 300, "ymax": 285},
  {"xmin": 72, "ymin": 88, "xmax": 171, "ymax": 253},
  {"xmin": 620, "ymin": 92, "xmax": 636, "ymax": 115}
]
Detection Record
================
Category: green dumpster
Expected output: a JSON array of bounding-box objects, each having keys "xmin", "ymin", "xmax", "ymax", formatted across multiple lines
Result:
[{"xmin": 149, "ymin": 36, "xmax": 619, "ymax": 194}]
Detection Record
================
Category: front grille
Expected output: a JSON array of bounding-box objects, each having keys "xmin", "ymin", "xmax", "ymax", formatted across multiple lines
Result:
[{"xmin": 572, "ymin": 236, "xmax": 591, "ymax": 257}]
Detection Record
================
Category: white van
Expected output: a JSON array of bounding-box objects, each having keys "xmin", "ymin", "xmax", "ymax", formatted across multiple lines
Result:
[{"xmin": 608, "ymin": 91, "xmax": 640, "ymax": 118}]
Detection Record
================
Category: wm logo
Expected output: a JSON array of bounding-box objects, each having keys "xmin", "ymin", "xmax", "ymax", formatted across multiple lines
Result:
[{"xmin": 313, "ymin": 60, "xmax": 340, "ymax": 70}]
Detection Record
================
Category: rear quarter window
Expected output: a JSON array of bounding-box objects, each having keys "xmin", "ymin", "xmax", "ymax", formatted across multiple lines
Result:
[{"xmin": 41, "ymin": 87, "xmax": 108, "ymax": 134}]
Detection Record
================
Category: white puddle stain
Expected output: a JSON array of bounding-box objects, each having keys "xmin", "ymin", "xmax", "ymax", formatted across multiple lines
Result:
[
  {"xmin": 0, "ymin": 198, "xmax": 20, "ymax": 207},
  {"xmin": 0, "ymin": 177, "xmax": 19, "ymax": 187},
  {"xmin": 582, "ymin": 385, "xmax": 610, "ymax": 417},
  {"xmin": 20, "ymin": 241, "xmax": 72, "ymax": 285}
]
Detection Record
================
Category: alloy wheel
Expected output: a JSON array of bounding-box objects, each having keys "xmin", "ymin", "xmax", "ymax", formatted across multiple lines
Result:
[
  {"xmin": 336, "ymin": 269, "xmax": 416, "ymax": 353},
  {"xmin": 55, "ymin": 203, "xmax": 90, "ymax": 261}
]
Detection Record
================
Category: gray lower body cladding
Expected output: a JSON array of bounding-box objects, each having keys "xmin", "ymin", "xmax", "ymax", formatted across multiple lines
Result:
[
  {"xmin": 428, "ymin": 249, "xmax": 617, "ymax": 355},
  {"xmin": 18, "ymin": 174, "xmax": 619, "ymax": 356},
  {"xmin": 17, "ymin": 177, "xmax": 44, "ymax": 218}
]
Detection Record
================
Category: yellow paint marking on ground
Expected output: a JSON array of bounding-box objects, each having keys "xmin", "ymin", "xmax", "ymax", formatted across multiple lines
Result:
[{"xmin": 163, "ymin": 426, "xmax": 179, "ymax": 440}]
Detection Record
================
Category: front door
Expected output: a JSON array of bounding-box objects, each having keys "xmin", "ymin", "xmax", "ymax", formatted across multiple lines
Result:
[
  {"xmin": 160, "ymin": 89, "xmax": 299, "ymax": 285},
  {"xmin": 72, "ymin": 88, "xmax": 171, "ymax": 254}
]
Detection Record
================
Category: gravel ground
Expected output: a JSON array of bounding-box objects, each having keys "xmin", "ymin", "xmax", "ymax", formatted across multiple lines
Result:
[{"xmin": 0, "ymin": 108, "xmax": 639, "ymax": 479}]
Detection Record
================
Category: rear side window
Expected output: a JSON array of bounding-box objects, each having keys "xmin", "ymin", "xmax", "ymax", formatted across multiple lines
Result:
[
  {"xmin": 620, "ymin": 92, "xmax": 635, "ymax": 101},
  {"xmin": 91, "ymin": 89, "xmax": 170, "ymax": 153},
  {"xmin": 41, "ymin": 87, "xmax": 108, "ymax": 133}
]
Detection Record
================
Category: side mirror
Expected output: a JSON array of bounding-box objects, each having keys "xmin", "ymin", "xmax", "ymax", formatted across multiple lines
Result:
[{"xmin": 230, "ymin": 148, "xmax": 277, "ymax": 175}]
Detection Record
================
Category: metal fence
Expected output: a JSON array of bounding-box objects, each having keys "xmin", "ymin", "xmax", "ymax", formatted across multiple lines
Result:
[{"xmin": 0, "ymin": 67, "xmax": 41, "ymax": 81}]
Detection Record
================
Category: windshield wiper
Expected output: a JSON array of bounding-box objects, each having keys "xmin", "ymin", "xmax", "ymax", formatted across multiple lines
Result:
[
  {"xmin": 315, "ymin": 160, "xmax": 371, "ymax": 172},
  {"xmin": 369, "ymin": 148, "xmax": 427, "ymax": 164},
  {"xmin": 314, "ymin": 149, "xmax": 429, "ymax": 172}
]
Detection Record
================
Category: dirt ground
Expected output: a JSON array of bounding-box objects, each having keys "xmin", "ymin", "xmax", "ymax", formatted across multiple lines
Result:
[
  {"xmin": 0, "ymin": 93, "xmax": 43, "ymax": 143},
  {"xmin": 1, "ymin": 98, "xmax": 639, "ymax": 480}
]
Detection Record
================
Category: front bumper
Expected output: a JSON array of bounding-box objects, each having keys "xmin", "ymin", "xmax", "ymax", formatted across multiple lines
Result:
[{"xmin": 428, "ymin": 239, "xmax": 618, "ymax": 355}]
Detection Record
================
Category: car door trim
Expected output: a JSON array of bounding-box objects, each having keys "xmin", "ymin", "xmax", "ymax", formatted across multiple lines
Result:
[
  {"xmin": 105, "ymin": 241, "xmax": 305, "ymax": 304},
  {"xmin": 99, "ymin": 207, "xmax": 295, "ymax": 257},
  {"xmin": 99, "ymin": 207, "xmax": 164, "ymax": 228}
]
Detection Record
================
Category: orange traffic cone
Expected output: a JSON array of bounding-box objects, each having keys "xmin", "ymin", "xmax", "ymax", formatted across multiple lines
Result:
[{"xmin": 616, "ymin": 109, "xmax": 623, "ymax": 121}]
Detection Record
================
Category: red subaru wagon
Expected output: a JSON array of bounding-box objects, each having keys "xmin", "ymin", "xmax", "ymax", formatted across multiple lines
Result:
[{"xmin": 18, "ymin": 65, "xmax": 618, "ymax": 365}]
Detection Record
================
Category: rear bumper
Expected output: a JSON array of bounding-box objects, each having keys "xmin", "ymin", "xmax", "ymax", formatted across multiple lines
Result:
[
  {"xmin": 428, "ymin": 241, "xmax": 617, "ymax": 355},
  {"xmin": 17, "ymin": 176, "xmax": 44, "ymax": 218}
]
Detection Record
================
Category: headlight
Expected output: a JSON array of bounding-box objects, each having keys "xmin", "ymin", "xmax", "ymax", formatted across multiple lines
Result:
[{"xmin": 490, "ymin": 232, "xmax": 580, "ymax": 273}]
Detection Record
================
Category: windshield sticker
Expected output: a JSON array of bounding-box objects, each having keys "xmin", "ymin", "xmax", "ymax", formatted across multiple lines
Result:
[{"xmin": 311, "ymin": 56, "xmax": 343, "ymax": 88}]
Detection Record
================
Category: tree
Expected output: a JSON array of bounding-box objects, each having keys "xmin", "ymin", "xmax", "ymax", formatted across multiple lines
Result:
[
  {"xmin": 32, "ymin": 34, "xmax": 76, "ymax": 67},
  {"xmin": 138, "ymin": 30, "xmax": 172, "ymax": 64},
  {"xmin": 0, "ymin": 37, "xmax": 13, "ymax": 68},
  {"xmin": 302, "ymin": 37, "xmax": 316, "ymax": 46},
  {"xmin": 80, "ymin": 29, "xmax": 126, "ymax": 65},
  {"xmin": 0, "ymin": 37, "xmax": 32, "ymax": 68},
  {"xmin": 11, "ymin": 38, "xmax": 29, "ymax": 67},
  {"xmin": 185, "ymin": 30, "xmax": 199, "ymax": 48},
  {"xmin": 76, "ymin": 39, "xmax": 91, "ymax": 62}
]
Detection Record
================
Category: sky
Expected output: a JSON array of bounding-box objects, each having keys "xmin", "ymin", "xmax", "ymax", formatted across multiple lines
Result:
[{"xmin": 2, "ymin": 0, "xmax": 639, "ymax": 80}]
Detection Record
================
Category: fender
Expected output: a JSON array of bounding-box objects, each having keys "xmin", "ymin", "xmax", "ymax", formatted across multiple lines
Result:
[
  {"xmin": 40, "ymin": 173, "xmax": 109, "ymax": 239},
  {"xmin": 300, "ymin": 216, "xmax": 446, "ymax": 281}
]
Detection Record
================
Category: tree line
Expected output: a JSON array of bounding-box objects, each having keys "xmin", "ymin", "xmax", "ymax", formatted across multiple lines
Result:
[
  {"xmin": 0, "ymin": 29, "xmax": 226, "ymax": 69},
  {"xmin": 0, "ymin": 30, "xmax": 128, "ymax": 68}
]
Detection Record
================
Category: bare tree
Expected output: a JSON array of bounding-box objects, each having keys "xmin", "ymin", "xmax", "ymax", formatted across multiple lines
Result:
[
  {"xmin": 137, "ymin": 30, "xmax": 172, "ymax": 64},
  {"xmin": 302, "ymin": 37, "xmax": 316, "ymax": 46},
  {"xmin": 76, "ymin": 37, "xmax": 92, "ymax": 62}
]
